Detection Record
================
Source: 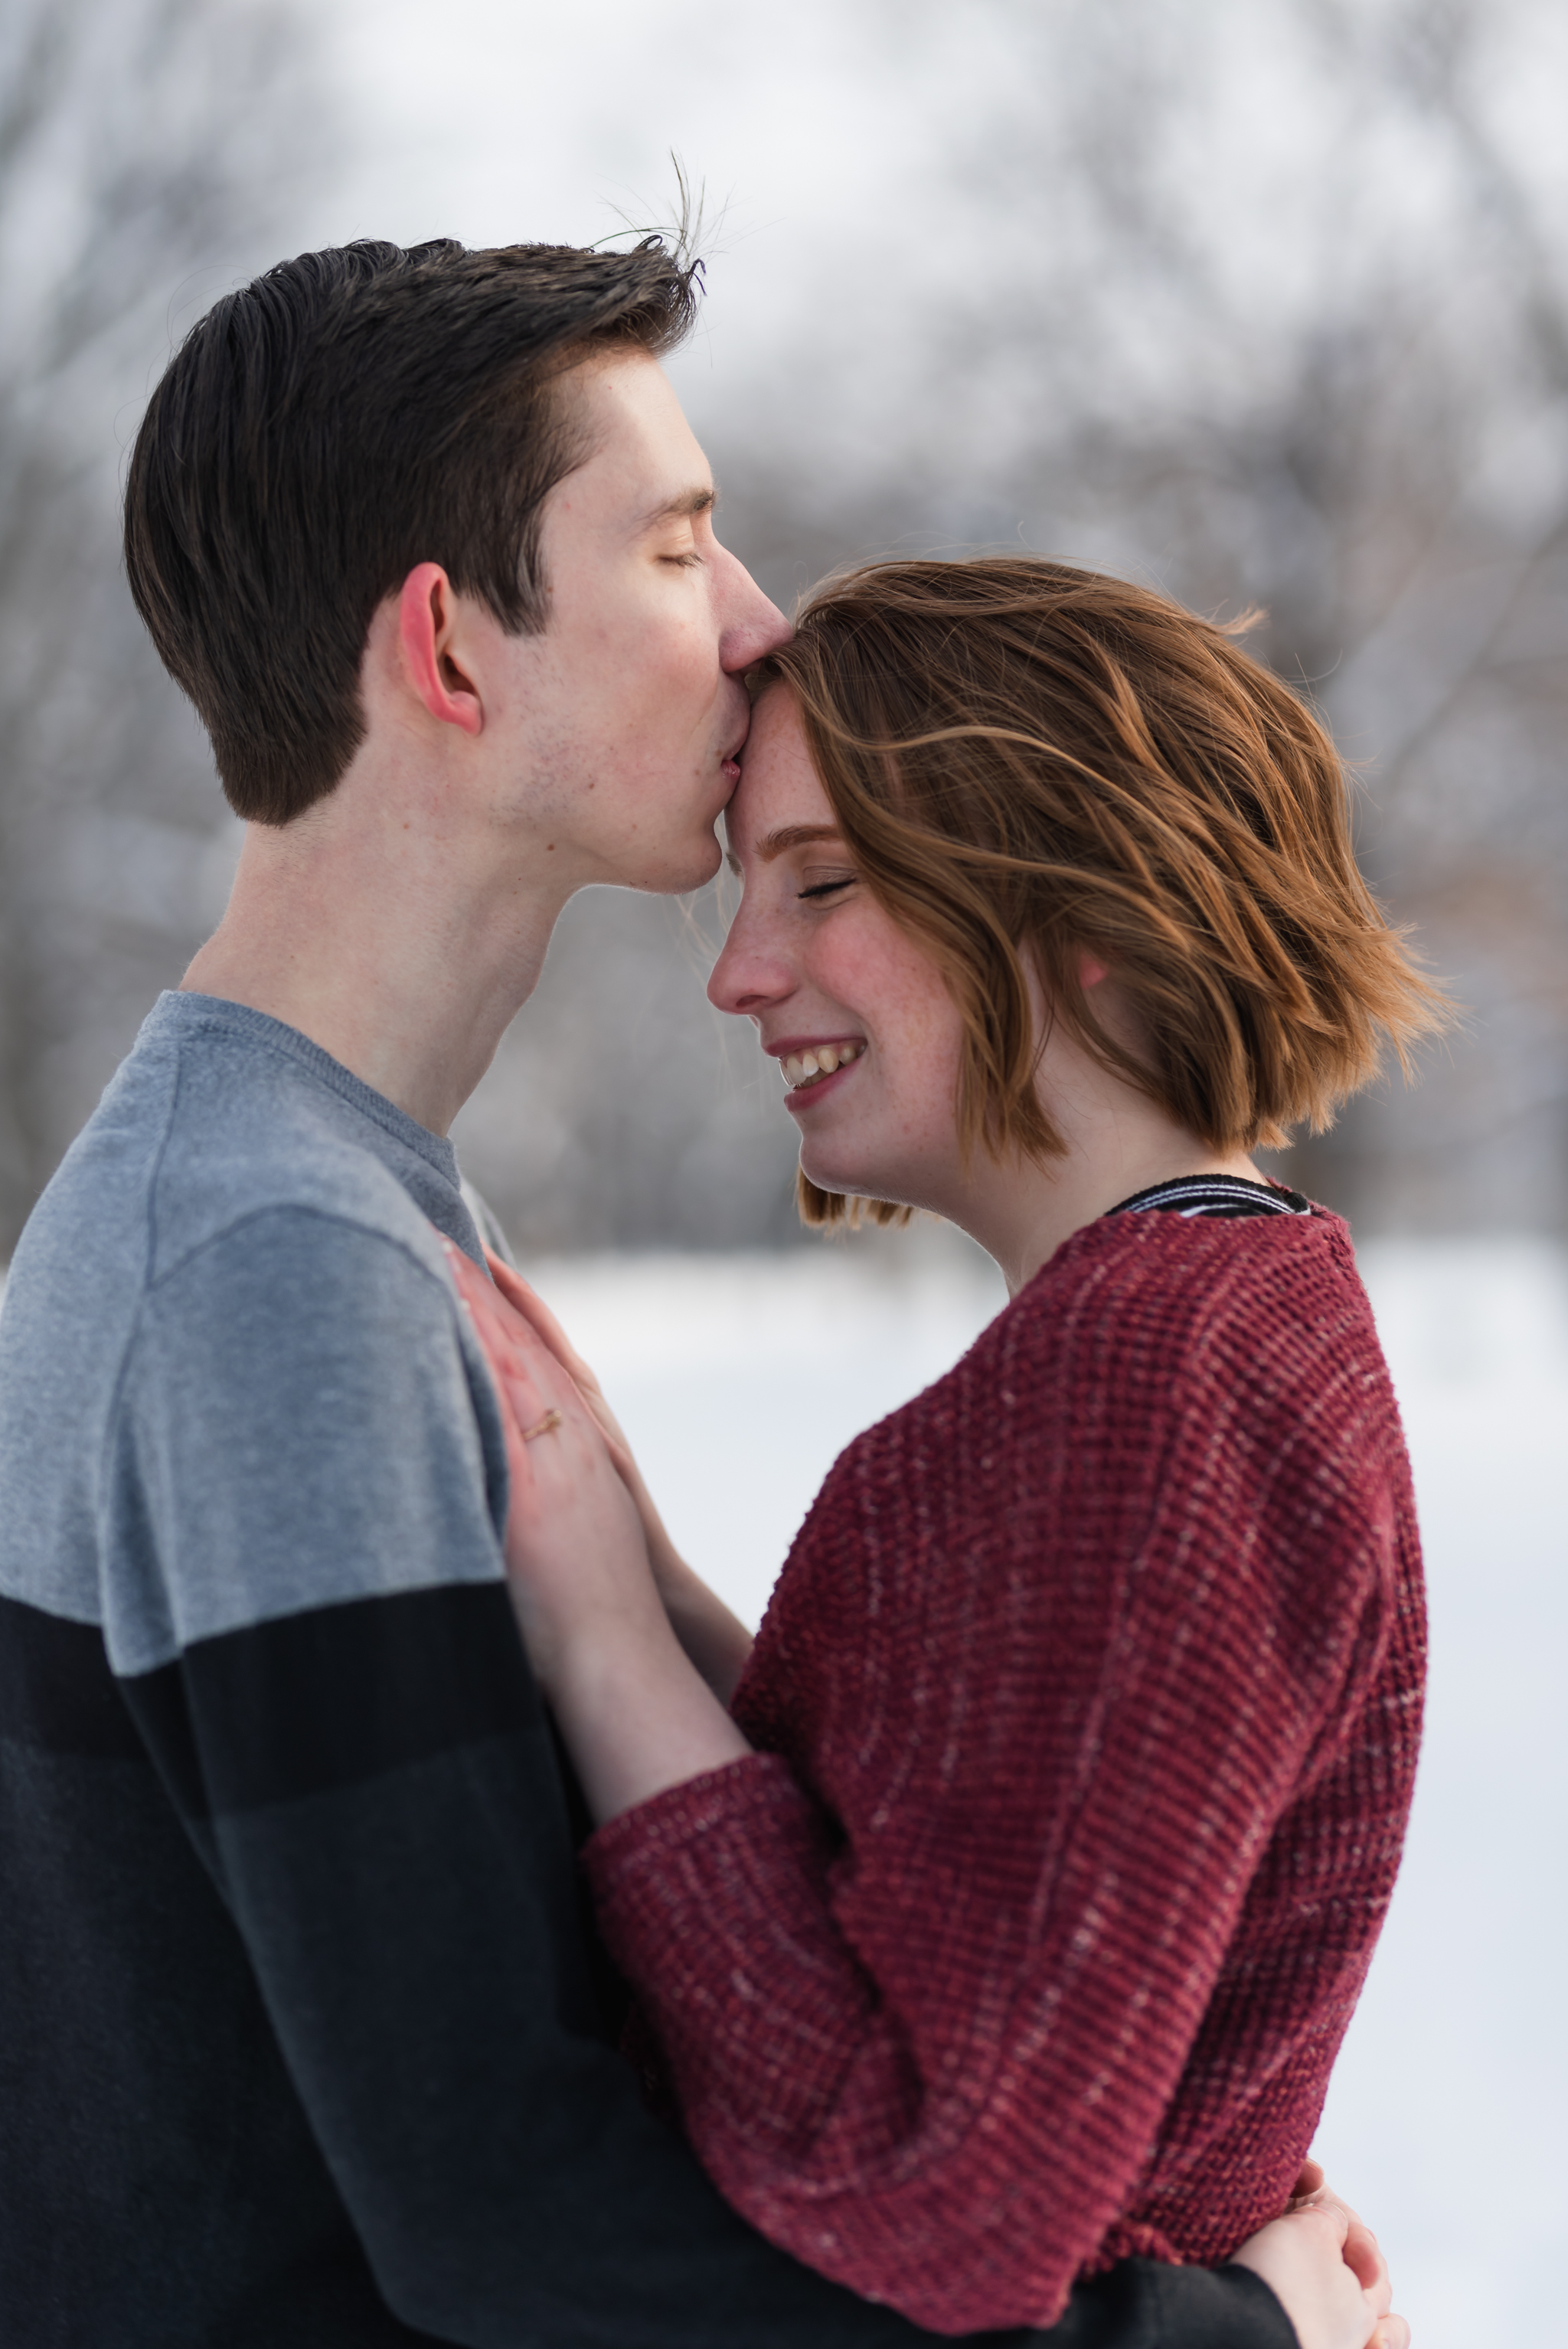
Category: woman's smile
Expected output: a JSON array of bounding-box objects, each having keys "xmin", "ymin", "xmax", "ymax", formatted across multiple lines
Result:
[{"xmin": 773, "ymin": 1037, "xmax": 867, "ymax": 1106}]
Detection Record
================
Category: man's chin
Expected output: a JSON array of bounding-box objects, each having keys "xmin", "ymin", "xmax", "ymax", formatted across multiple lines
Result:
[
  {"xmin": 640, "ymin": 829, "xmax": 724, "ymax": 897},
  {"xmin": 594, "ymin": 815, "xmax": 724, "ymax": 899}
]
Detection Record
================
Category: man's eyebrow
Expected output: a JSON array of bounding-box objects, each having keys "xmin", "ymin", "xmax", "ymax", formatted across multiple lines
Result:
[
  {"xmin": 753, "ymin": 824, "xmax": 844, "ymax": 863},
  {"xmin": 641, "ymin": 484, "xmax": 717, "ymax": 529}
]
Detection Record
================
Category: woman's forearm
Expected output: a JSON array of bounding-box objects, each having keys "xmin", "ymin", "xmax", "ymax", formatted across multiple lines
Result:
[
  {"xmin": 646, "ymin": 1540, "xmax": 755, "ymax": 1705},
  {"xmin": 544, "ymin": 1609, "xmax": 753, "ymax": 1825}
]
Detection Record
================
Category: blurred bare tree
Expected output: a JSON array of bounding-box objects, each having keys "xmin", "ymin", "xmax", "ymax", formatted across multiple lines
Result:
[
  {"xmin": 616, "ymin": 0, "xmax": 1568, "ymax": 1241},
  {"xmin": 0, "ymin": 0, "xmax": 322, "ymax": 1254}
]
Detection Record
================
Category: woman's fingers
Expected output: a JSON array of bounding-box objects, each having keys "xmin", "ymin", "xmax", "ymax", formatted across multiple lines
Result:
[
  {"xmin": 1341, "ymin": 2215, "xmax": 1389, "ymax": 2302},
  {"xmin": 1289, "ymin": 2158, "xmax": 1327, "ymax": 2206},
  {"xmin": 485, "ymin": 1251, "xmax": 603, "ymax": 1396},
  {"xmin": 446, "ymin": 1240, "xmax": 564, "ymax": 1390},
  {"xmin": 446, "ymin": 1247, "xmax": 628, "ymax": 1526},
  {"xmin": 482, "ymin": 1251, "xmax": 648, "ymax": 1492},
  {"xmin": 1229, "ymin": 2200, "xmax": 1388, "ymax": 2349},
  {"xmin": 1284, "ymin": 2169, "xmax": 1392, "ymax": 2315},
  {"xmin": 1290, "ymin": 2184, "xmax": 1389, "ymax": 2311},
  {"xmin": 445, "ymin": 1247, "xmax": 571, "ymax": 1455},
  {"xmin": 436, "ymin": 1240, "xmax": 671, "ymax": 1720},
  {"xmin": 451, "ymin": 1248, "xmax": 558, "ymax": 1390},
  {"xmin": 466, "ymin": 1250, "xmax": 620, "ymax": 1449}
]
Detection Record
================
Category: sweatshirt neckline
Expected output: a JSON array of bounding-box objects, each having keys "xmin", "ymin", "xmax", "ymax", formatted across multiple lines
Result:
[{"xmin": 147, "ymin": 992, "xmax": 461, "ymax": 1187}]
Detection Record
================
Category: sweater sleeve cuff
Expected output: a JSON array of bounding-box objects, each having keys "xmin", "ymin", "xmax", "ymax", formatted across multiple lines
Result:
[
  {"xmin": 585, "ymin": 1747, "xmax": 824, "ymax": 1900},
  {"xmin": 583, "ymin": 1750, "xmax": 838, "ymax": 2007}
]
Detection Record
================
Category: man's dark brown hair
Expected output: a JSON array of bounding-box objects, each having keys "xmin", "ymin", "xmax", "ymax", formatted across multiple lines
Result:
[
  {"xmin": 124, "ymin": 238, "xmax": 700, "ymax": 824},
  {"xmin": 755, "ymin": 557, "xmax": 1452, "ymax": 1226}
]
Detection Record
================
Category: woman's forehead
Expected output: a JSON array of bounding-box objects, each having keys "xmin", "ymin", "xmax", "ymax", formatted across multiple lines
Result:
[{"xmin": 731, "ymin": 692, "xmax": 831, "ymax": 849}]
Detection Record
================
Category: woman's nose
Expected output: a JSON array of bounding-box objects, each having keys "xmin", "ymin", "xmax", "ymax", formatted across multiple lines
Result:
[{"xmin": 707, "ymin": 909, "xmax": 794, "ymax": 1019}]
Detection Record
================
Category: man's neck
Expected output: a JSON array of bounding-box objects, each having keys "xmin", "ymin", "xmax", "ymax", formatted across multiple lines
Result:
[{"xmin": 183, "ymin": 795, "xmax": 570, "ymax": 1138}]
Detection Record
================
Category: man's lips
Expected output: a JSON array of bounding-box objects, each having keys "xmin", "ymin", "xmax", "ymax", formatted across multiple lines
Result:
[{"xmin": 718, "ymin": 695, "xmax": 752, "ymax": 785}]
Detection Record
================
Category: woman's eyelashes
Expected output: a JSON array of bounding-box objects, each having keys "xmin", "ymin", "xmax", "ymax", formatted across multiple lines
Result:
[{"xmin": 796, "ymin": 874, "xmax": 857, "ymax": 903}]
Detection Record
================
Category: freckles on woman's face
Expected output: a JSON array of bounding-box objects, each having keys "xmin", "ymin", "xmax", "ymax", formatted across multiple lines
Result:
[{"xmin": 707, "ymin": 691, "xmax": 972, "ymax": 1217}]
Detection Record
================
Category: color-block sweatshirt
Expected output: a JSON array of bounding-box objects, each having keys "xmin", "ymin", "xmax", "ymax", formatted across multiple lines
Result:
[
  {"xmin": 0, "ymin": 992, "xmax": 1297, "ymax": 2349},
  {"xmin": 584, "ymin": 1203, "xmax": 1426, "ymax": 2334}
]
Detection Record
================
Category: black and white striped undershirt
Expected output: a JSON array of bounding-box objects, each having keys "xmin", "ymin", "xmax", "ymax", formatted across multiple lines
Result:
[{"xmin": 1106, "ymin": 1173, "xmax": 1312, "ymax": 1221}]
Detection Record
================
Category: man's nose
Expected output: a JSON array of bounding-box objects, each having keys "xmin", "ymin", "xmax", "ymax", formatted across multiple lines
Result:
[{"xmin": 715, "ymin": 546, "xmax": 790, "ymax": 675}]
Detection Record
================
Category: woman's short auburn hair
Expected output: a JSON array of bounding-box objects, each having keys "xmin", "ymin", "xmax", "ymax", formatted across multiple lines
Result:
[{"xmin": 753, "ymin": 556, "xmax": 1449, "ymax": 1228}]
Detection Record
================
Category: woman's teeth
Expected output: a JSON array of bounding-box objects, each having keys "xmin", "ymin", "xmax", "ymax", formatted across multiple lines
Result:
[{"xmin": 781, "ymin": 1041, "xmax": 864, "ymax": 1091}]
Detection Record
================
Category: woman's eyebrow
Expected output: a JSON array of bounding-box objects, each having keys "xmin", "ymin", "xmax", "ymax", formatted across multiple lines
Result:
[{"xmin": 753, "ymin": 824, "xmax": 844, "ymax": 863}]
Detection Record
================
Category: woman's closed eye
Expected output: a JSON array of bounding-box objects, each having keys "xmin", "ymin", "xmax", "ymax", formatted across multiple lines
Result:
[{"xmin": 797, "ymin": 873, "xmax": 858, "ymax": 902}]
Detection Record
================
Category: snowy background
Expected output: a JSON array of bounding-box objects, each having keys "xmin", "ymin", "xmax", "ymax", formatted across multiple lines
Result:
[{"xmin": 521, "ymin": 1234, "xmax": 1568, "ymax": 2347}]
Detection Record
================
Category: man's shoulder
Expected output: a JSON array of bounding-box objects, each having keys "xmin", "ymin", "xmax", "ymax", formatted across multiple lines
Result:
[
  {"xmin": 16, "ymin": 993, "xmax": 448, "ymax": 1306},
  {"xmin": 150, "ymin": 1006, "xmax": 446, "ymax": 1285},
  {"xmin": 0, "ymin": 1001, "xmax": 479, "ymax": 1637},
  {"xmin": 123, "ymin": 1015, "xmax": 472, "ymax": 1433}
]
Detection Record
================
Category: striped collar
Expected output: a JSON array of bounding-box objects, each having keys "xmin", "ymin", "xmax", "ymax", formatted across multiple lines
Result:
[{"xmin": 1106, "ymin": 1173, "xmax": 1311, "ymax": 1220}]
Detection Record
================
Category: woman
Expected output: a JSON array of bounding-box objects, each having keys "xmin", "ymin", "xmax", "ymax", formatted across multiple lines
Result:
[{"xmin": 449, "ymin": 560, "xmax": 1437, "ymax": 2344}]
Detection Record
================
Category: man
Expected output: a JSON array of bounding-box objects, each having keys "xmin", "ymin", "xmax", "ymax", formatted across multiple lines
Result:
[{"xmin": 0, "ymin": 237, "xmax": 1387, "ymax": 2346}]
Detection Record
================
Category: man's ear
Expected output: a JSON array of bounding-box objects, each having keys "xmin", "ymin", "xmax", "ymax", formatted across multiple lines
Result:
[{"xmin": 397, "ymin": 563, "xmax": 484, "ymax": 737}]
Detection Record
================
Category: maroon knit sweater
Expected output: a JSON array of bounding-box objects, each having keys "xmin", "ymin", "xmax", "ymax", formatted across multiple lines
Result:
[{"xmin": 583, "ymin": 1207, "xmax": 1426, "ymax": 2334}]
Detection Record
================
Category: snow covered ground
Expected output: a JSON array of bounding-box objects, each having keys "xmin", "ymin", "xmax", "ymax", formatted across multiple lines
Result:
[{"xmin": 527, "ymin": 1234, "xmax": 1568, "ymax": 2347}]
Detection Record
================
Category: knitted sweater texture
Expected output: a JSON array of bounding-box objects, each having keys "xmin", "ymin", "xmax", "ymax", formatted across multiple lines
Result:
[{"xmin": 584, "ymin": 1208, "xmax": 1426, "ymax": 2334}]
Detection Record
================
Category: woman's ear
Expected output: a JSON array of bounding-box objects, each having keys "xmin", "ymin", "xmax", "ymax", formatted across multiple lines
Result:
[{"xmin": 1078, "ymin": 952, "xmax": 1109, "ymax": 990}]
